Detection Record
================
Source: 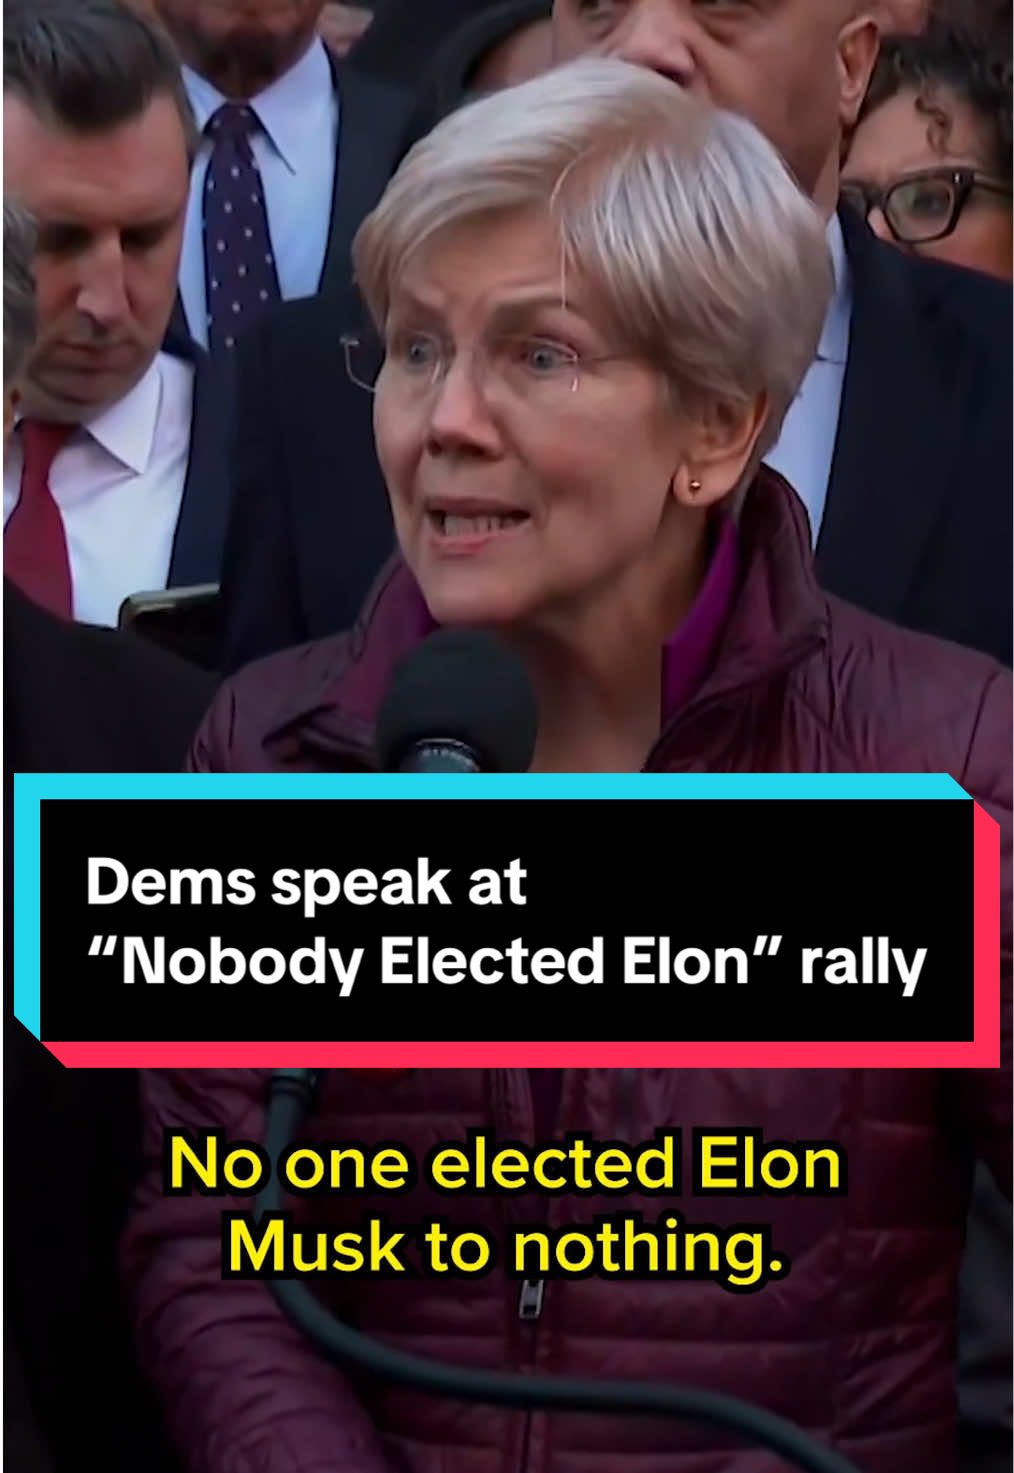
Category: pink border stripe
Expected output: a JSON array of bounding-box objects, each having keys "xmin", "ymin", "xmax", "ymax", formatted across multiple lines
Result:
[
  {"xmin": 44, "ymin": 799, "xmax": 1003, "ymax": 1073},
  {"xmin": 48, "ymin": 1038, "xmax": 991, "ymax": 1069},
  {"xmin": 972, "ymin": 800, "xmax": 1002, "ymax": 1066}
]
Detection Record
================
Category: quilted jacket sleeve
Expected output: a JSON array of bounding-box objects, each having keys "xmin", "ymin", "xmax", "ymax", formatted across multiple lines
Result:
[
  {"xmin": 952, "ymin": 670, "xmax": 1012, "ymax": 1197},
  {"xmin": 186, "ymin": 682, "xmax": 237, "ymax": 773},
  {"xmin": 122, "ymin": 1068, "xmax": 395, "ymax": 1473}
]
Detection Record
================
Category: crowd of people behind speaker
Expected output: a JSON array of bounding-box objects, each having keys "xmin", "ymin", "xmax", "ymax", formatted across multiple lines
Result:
[
  {"xmin": 3, "ymin": 0, "xmax": 1010, "ymax": 658},
  {"xmin": 224, "ymin": 2, "xmax": 1013, "ymax": 671},
  {"xmin": 1, "ymin": 2, "xmax": 1011, "ymax": 1473}
]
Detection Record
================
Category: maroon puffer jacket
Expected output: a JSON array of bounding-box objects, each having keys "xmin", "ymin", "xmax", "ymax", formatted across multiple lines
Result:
[{"xmin": 124, "ymin": 472, "xmax": 1011, "ymax": 1473}]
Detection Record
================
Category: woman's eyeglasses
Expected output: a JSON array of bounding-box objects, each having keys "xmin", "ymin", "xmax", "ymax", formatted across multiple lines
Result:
[
  {"xmin": 340, "ymin": 327, "xmax": 633, "ymax": 406},
  {"xmin": 840, "ymin": 167, "xmax": 1012, "ymax": 246}
]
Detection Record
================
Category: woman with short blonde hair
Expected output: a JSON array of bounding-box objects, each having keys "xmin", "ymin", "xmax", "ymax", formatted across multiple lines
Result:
[
  {"xmin": 127, "ymin": 59, "xmax": 1010, "ymax": 1473},
  {"xmin": 354, "ymin": 56, "xmax": 832, "ymax": 468}
]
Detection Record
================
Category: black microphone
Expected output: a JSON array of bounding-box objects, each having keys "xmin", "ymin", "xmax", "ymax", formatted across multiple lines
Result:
[{"xmin": 375, "ymin": 629, "xmax": 538, "ymax": 773}]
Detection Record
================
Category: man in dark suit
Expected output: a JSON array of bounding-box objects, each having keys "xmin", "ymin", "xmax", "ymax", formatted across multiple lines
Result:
[
  {"xmin": 816, "ymin": 201, "xmax": 1011, "ymax": 665},
  {"xmin": 155, "ymin": 0, "xmax": 414, "ymax": 354},
  {"xmin": 3, "ymin": 0, "xmax": 232, "ymax": 626},
  {"xmin": 3, "ymin": 189, "xmax": 212, "ymax": 1473},
  {"xmin": 221, "ymin": 0, "xmax": 1010, "ymax": 673}
]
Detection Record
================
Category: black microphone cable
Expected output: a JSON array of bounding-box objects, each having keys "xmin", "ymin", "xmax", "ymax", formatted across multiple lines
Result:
[{"xmin": 259, "ymin": 1069, "xmax": 861, "ymax": 1473}]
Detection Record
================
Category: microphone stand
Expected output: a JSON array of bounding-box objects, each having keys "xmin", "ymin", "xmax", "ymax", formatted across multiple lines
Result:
[{"xmin": 259, "ymin": 1070, "xmax": 861, "ymax": 1473}]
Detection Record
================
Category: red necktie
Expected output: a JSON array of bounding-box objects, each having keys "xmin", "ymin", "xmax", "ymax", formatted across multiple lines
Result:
[{"xmin": 5, "ymin": 419, "xmax": 76, "ymax": 618}]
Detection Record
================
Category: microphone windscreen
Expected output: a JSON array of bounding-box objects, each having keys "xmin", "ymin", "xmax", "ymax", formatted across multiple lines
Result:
[{"xmin": 375, "ymin": 629, "xmax": 538, "ymax": 773}]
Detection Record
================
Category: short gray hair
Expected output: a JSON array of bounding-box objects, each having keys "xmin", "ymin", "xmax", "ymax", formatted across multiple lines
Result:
[
  {"xmin": 4, "ymin": 197, "xmax": 38, "ymax": 387},
  {"xmin": 353, "ymin": 58, "xmax": 833, "ymax": 456}
]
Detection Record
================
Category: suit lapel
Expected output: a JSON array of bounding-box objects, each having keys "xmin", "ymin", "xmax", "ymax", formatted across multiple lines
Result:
[
  {"xmin": 318, "ymin": 61, "xmax": 410, "ymax": 304},
  {"xmin": 168, "ymin": 292, "xmax": 191, "ymax": 346},
  {"xmin": 167, "ymin": 335, "xmax": 234, "ymax": 587},
  {"xmin": 817, "ymin": 207, "xmax": 972, "ymax": 622}
]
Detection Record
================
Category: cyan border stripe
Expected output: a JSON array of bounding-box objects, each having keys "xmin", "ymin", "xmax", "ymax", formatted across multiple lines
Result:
[
  {"xmin": 14, "ymin": 781, "xmax": 43, "ymax": 1039},
  {"xmin": 13, "ymin": 772, "xmax": 966, "ymax": 803},
  {"xmin": 11, "ymin": 770, "xmax": 967, "ymax": 1042}
]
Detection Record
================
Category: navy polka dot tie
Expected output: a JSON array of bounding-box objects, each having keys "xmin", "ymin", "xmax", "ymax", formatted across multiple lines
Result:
[{"xmin": 202, "ymin": 103, "xmax": 282, "ymax": 353}]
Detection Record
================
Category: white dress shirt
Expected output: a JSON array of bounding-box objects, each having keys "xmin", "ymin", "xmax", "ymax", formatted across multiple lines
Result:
[
  {"xmin": 180, "ymin": 40, "xmax": 340, "ymax": 349},
  {"xmin": 764, "ymin": 215, "xmax": 853, "ymax": 545},
  {"xmin": 3, "ymin": 353, "xmax": 194, "ymax": 626}
]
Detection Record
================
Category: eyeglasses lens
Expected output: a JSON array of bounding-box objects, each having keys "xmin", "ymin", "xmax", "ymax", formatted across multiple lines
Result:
[{"xmin": 886, "ymin": 177, "xmax": 957, "ymax": 242}]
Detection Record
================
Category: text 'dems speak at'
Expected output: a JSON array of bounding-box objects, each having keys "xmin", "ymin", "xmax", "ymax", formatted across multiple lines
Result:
[{"xmin": 12, "ymin": 773, "xmax": 1000, "ymax": 1069}]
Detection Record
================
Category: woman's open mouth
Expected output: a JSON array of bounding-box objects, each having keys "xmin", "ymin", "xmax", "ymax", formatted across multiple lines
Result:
[
  {"xmin": 430, "ymin": 510, "xmax": 529, "ymax": 536},
  {"xmin": 425, "ymin": 507, "xmax": 532, "ymax": 552}
]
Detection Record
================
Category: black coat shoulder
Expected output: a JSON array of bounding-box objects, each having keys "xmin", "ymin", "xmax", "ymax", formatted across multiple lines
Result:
[{"xmin": 4, "ymin": 582, "xmax": 216, "ymax": 774}]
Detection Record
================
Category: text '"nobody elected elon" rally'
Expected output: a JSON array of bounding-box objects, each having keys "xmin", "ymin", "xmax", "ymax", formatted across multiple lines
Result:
[{"xmin": 29, "ymin": 794, "xmax": 978, "ymax": 1055}]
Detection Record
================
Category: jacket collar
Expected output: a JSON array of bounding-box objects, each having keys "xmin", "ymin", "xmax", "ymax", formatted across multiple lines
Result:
[
  {"xmin": 681, "ymin": 464, "xmax": 828, "ymax": 711},
  {"xmin": 274, "ymin": 467, "xmax": 828, "ymax": 769}
]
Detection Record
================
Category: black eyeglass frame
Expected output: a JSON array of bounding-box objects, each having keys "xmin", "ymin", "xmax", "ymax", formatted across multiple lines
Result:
[{"xmin": 840, "ymin": 166, "xmax": 1013, "ymax": 245}]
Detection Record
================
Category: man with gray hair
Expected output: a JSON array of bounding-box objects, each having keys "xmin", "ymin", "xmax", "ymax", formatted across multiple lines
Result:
[
  {"xmin": 551, "ymin": 0, "xmax": 1011, "ymax": 668},
  {"xmin": 3, "ymin": 0, "xmax": 230, "ymax": 628}
]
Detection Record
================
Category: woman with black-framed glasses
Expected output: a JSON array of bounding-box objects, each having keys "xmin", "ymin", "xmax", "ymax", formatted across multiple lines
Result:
[{"xmin": 843, "ymin": 24, "xmax": 1011, "ymax": 279}]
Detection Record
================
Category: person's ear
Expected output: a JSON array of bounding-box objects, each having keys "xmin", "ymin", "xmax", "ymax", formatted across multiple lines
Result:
[
  {"xmin": 838, "ymin": 13, "xmax": 880, "ymax": 131},
  {"xmin": 670, "ymin": 394, "xmax": 769, "ymax": 511}
]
